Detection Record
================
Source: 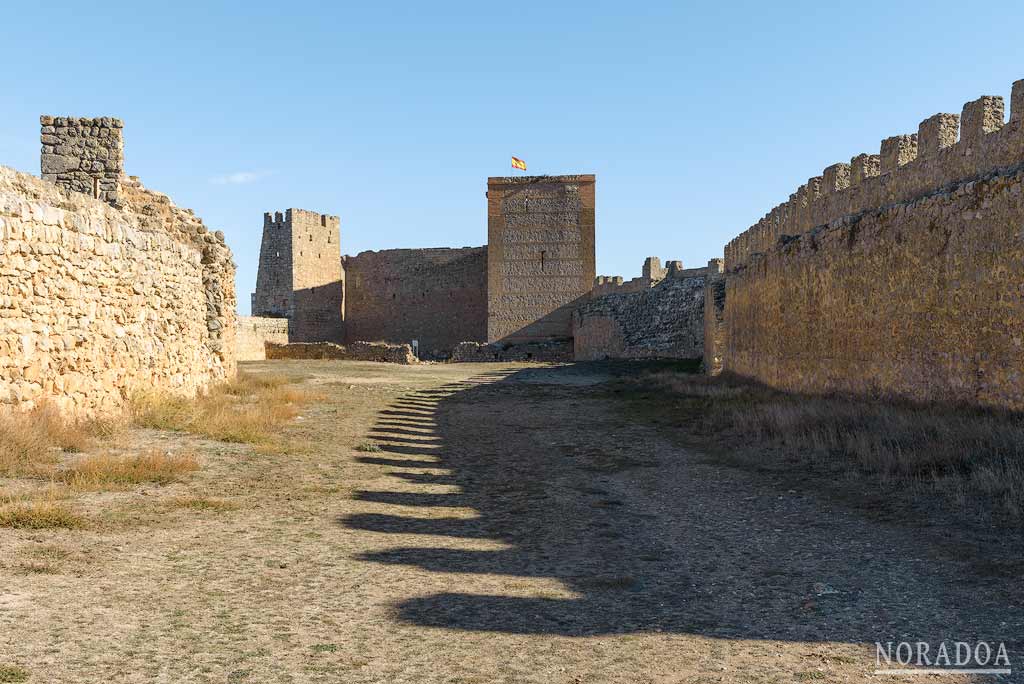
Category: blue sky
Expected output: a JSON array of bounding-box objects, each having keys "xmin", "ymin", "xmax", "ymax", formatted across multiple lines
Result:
[{"xmin": 3, "ymin": 1, "xmax": 1023, "ymax": 314}]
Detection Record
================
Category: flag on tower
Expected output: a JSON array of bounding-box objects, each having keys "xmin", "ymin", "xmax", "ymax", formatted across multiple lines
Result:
[{"xmin": 511, "ymin": 156, "xmax": 527, "ymax": 171}]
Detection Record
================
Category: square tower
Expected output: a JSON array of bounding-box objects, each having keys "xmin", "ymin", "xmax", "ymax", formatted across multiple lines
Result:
[
  {"xmin": 486, "ymin": 174, "xmax": 596, "ymax": 342},
  {"xmin": 40, "ymin": 115, "xmax": 124, "ymax": 205},
  {"xmin": 252, "ymin": 209, "xmax": 344, "ymax": 342}
]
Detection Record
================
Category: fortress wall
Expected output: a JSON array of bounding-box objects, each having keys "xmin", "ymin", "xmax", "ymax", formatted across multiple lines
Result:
[
  {"xmin": 487, "ymin": 175, "xmax": 596, "ymax": 343},
  {"xmin": 723, "ymin": 80, "xmax": 1024, "ymax": 409},
  {"xmin": 0, "ymin": 164, "xmax": 236, "ymax": 416},
  {"xmin": 573, "ymin": 266, "xmax": 707, "ymax": 361},
  {"xmin": 342, "ymin": 246, "xmax": 487, "ymax": 352},
  {"xmin": 236, "ymin": 316, "xmax": 290, "ymax": 361}
]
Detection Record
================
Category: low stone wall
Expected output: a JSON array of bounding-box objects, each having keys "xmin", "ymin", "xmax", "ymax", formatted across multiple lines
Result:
[
  {"xmin": 450, "ymin": 339, "xmax": 572, "ymax": 362},
  {"xmin": 572, "ymin": 271, "xmax": 707, "ymax": 361},
  {"xmin": 0, "ymin": 165, "xmax": 236, "ymax": 416},
  {"xmin": 265, "ymin": 341, "xmax": 416, "ymax": 364},
  {"xmin": 236, "ymin": 316, "xmax": 290, "ymax": 361}
]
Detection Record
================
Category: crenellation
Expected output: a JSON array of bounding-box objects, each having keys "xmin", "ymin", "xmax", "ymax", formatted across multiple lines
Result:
[
  {"xmin": 960, "ymin": 95, "xmax": 1004, "ymax": 147},
  {"xmin": 822, "ymin": 163, "xmax": 850, "ymax": 195},
  {"xmin": 849, "ymin": 153, "xmax": 880, "ymax": 186},
  {"xmin": 880, "ymin": 134, "xmax": 918, "ymax": 174},
  {"xmin": 40, "ymin": 115, "xmax": 124, "ymax": 206},
  {"xmin": 1011, "ymin": 80, "xmax": 1024, "ymax": 122},
  {"xmin": 918, "ymin": 113, "xmax": 960, "ymax": 157}
]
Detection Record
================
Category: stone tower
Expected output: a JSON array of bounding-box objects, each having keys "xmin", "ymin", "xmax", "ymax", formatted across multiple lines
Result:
[
  {"xmin": 40, "ymin": 115, "xmax": 124, "ymax": 206},
  {"xmin": 252, "ymin": 208, "xmax": 344, "ymax": 342},
  {"xmin": 486, "ymin": 174, "xmax": 596, "ymax": 342}
]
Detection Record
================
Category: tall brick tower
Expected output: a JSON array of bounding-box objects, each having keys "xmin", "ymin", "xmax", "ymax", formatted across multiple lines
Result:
[
  {"xmin": 252, "ymin": 208, "xmax": 344, "ymax": 342},
  {"xmin": 486, "ymin": 174, "xmax": 596, "ymax": 342}
]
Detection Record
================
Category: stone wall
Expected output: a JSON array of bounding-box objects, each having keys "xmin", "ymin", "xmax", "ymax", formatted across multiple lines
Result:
[
  {"xmin": 573, "ymin": 264, "xmax": 708, "ymax": 361},
  {"xmin": 342, "ymin": 247, "xmax": 487, "ymax": 352},
  {"xmin": 236, "ymin": 316, "xmax": 290, "ymax": 361},
  {"xmin": 487, "ymin": 175, "xmax": 596, "ymax": 343},
  {"xmin": 265, "ymin": 341, "xmax": 416, "ymax": 364},
  {"xmin": 722, "ymin": 79, "xmax": 1024, "ymax": 410},
  {"xmin": 450, "ymin": 339, "xmax": 572, "ymax": 363},
  {"xmin": 702, "ymin": 259, "xmax": 726, "ymax": 375},
  {"xmin": 40, "ymin": 116, "xmax": 123, "ymax": 206},
  {"xmin": 252, "ymin": 208, "xmax": 343, "ymax": 343},
  {"xmin": 0, "ymin": 160, "xmax": 235, "ymax": 416}
]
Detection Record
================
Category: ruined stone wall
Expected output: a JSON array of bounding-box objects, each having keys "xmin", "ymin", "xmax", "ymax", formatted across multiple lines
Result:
[
  {"xmin": 722, "ymin": 80, "xmax": 1024, "ymax": 410},
  {"xmin": 0, "ymin": 164, "xmax": 236, "ymax": 416},
  {"xmin": 252, "ymin": 208, "xmax": 343, "ymax": 343},
  {"xmin": 236, "ymin": 316, "xmax": 290, "ymax": 361},
  {"xmin": 265, "ymin": 341, "xmax": 416, "ymax": 364},
  {"xmin": 342, "ymin": 247, "xmax": 487, "ymax": 352},
  {"xmin": 40, "ymin": 116, "xmax": 123, "ymax": 206},
  {"xmin": 573, "ymin": 266, "xmax": 707, "ymax": 361},
  {"xmin": 487, "ymin": 175, "xmax": 595, "ymax": 343}
]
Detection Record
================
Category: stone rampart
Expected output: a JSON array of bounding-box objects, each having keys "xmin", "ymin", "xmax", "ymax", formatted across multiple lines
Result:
[
  {"xmin": 236, "ymin": 316, "xmax": 290, "ymax": 361},
  {"xmin": 40, "ymin": 116, "xmax": 123, "ymax": 206},
  {"xmin": 0, "ymin": 160, "xmax": 235, "ymax": 416},
  {"xmin": 450, "ymin": 339, "xmax": 572, "ymax": 363},
  {"xmin": 722, "ymin": 80, "xmax": 1024, "ymax": 409}
]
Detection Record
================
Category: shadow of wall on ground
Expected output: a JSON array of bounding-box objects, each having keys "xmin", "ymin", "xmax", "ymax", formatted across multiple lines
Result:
[{"xmin": 339, "ymin": 364, "xmax": 1022, "ymax": 649}]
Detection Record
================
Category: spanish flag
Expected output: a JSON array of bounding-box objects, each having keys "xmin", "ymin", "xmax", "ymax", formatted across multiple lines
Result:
[{"xmin": 511, "ymin": 156, "xmax": 527, "ymax": 171}]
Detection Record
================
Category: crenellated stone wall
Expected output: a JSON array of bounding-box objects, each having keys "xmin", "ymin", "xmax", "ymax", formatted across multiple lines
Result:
[{"xmin": 721, "ymin": 79, "xmax": 1024, "ymax": 410}]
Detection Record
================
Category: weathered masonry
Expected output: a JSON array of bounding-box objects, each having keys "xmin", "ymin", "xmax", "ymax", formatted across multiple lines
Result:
[
  {"xmin": 250, "ymin": 174, "xmax": 596, "ymax": 357},
  {"xmin": 0, "ymin": 116, "xmax": 236, "ymax": 416},
  {"xmin": 718, "ymin": 80, "xmax": 1024, "ymax": 410},
  {"xmin": 252, "ymin": 209, "xmax": 343, "ymax": 343},
  {"xmin": 487, "ymin": 175, "xmax": 596, "ymax": 343},
  {"xmin": 573, "ymin": 258, "xmax": 712, "ymax": 361}
]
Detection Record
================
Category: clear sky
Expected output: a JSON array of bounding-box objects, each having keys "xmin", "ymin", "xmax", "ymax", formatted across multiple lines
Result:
[{"xmin": 3, "ymin": 1, "xmax": 1023, "ymax": 314}]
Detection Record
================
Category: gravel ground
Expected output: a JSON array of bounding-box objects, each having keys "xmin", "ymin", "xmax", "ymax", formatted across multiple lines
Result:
[{"xmin": 0, "ymin": 360, "xmax": 1019, "ymax": 683}]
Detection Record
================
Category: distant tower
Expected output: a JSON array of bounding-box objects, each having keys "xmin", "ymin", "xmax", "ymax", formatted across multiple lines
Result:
[{"xmin": 252, "ymin": 209, "xmax": 344, "ymax": 342}]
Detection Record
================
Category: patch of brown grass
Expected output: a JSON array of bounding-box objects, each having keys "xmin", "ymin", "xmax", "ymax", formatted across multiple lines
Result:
[
  {"xmin": 59, "ymin": 451, "xmax": 200, "ymax": 491},
  {"xmin": 0, "ymin": 405, "xmax": 117, "ymax": 478},
  {"xmin": 164, "ymin": 495, "xmax": 238, "ymax": 512},
  {"xmin": 633, "ymin": 372, "xmax": 1024, "ymax": 523},
  {"xmin": 0, "ymin": 494, "xmax": 85, "ymax": 529},
  {"xmin": 131, "ymin": 371, "xmax": 308, "ymax": 444}
]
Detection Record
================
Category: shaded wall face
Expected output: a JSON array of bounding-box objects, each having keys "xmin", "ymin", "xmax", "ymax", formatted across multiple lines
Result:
[
  {"xmin": 573, "ymin": 274, "xmax": 706, "ymax": 361},
  {"xmin": 343, "ymin": 247, "xmax": 487, "ymax": 352},
  {"xmin": 487, "ymin": 175, "xmax": 596, "ymax": 343},
  {"xmin": 725, "ymin": 168, "xmax": 1024, "ymax": 410}
]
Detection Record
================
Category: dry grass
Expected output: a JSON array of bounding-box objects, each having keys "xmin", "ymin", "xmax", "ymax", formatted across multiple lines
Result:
[
  {"xmin": 164, "ymin": 495, "xmax": 238, "ymax": 512},
  {"xmin": 0, "ymin": 405, "xmax": 117, "ymax": 478},
  {"xmin": 59, "ymin": 451, "xmax": 200, "ymax": 491},
  {"xmin": 0, "ymin": 665, "xmax": 29, "ymax": 683},
  {"xmin": 132, "ymin": 371, "xmax": 307, "ymax": 444},
  {"xmin": 0, "ymin": 493, "xmax": 84, "ymax": 529},
  {"xmin": 635, "ymin": 372, "xmax": 1024, "ymax": 523}
]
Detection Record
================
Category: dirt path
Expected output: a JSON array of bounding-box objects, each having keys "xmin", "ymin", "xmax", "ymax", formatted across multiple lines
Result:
[{"xmin": 1, "ymin": 361, "xmax": 1018, "ymax": 683}]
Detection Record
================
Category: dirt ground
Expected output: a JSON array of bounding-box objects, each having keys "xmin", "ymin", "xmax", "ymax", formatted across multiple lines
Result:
[{"xmin": 1, "ymin": 360, "xmax": 1020, "ymax": 683}]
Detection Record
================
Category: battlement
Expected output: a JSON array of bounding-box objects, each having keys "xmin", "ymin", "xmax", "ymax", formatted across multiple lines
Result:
[
  {"xmin": 592, "ymin": 257, "xmax": 705, "ymax": 297},
  {"xmin": 724, "ymin": 78, "xmax": 1024, "ymax": 269},
  {"xmin": 263, "ymin": 208, "xmax": 340, "ymax": 230},
  {"xmin": 40, "ymin": 114, "xmax": 124, "ymax": 205}
]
